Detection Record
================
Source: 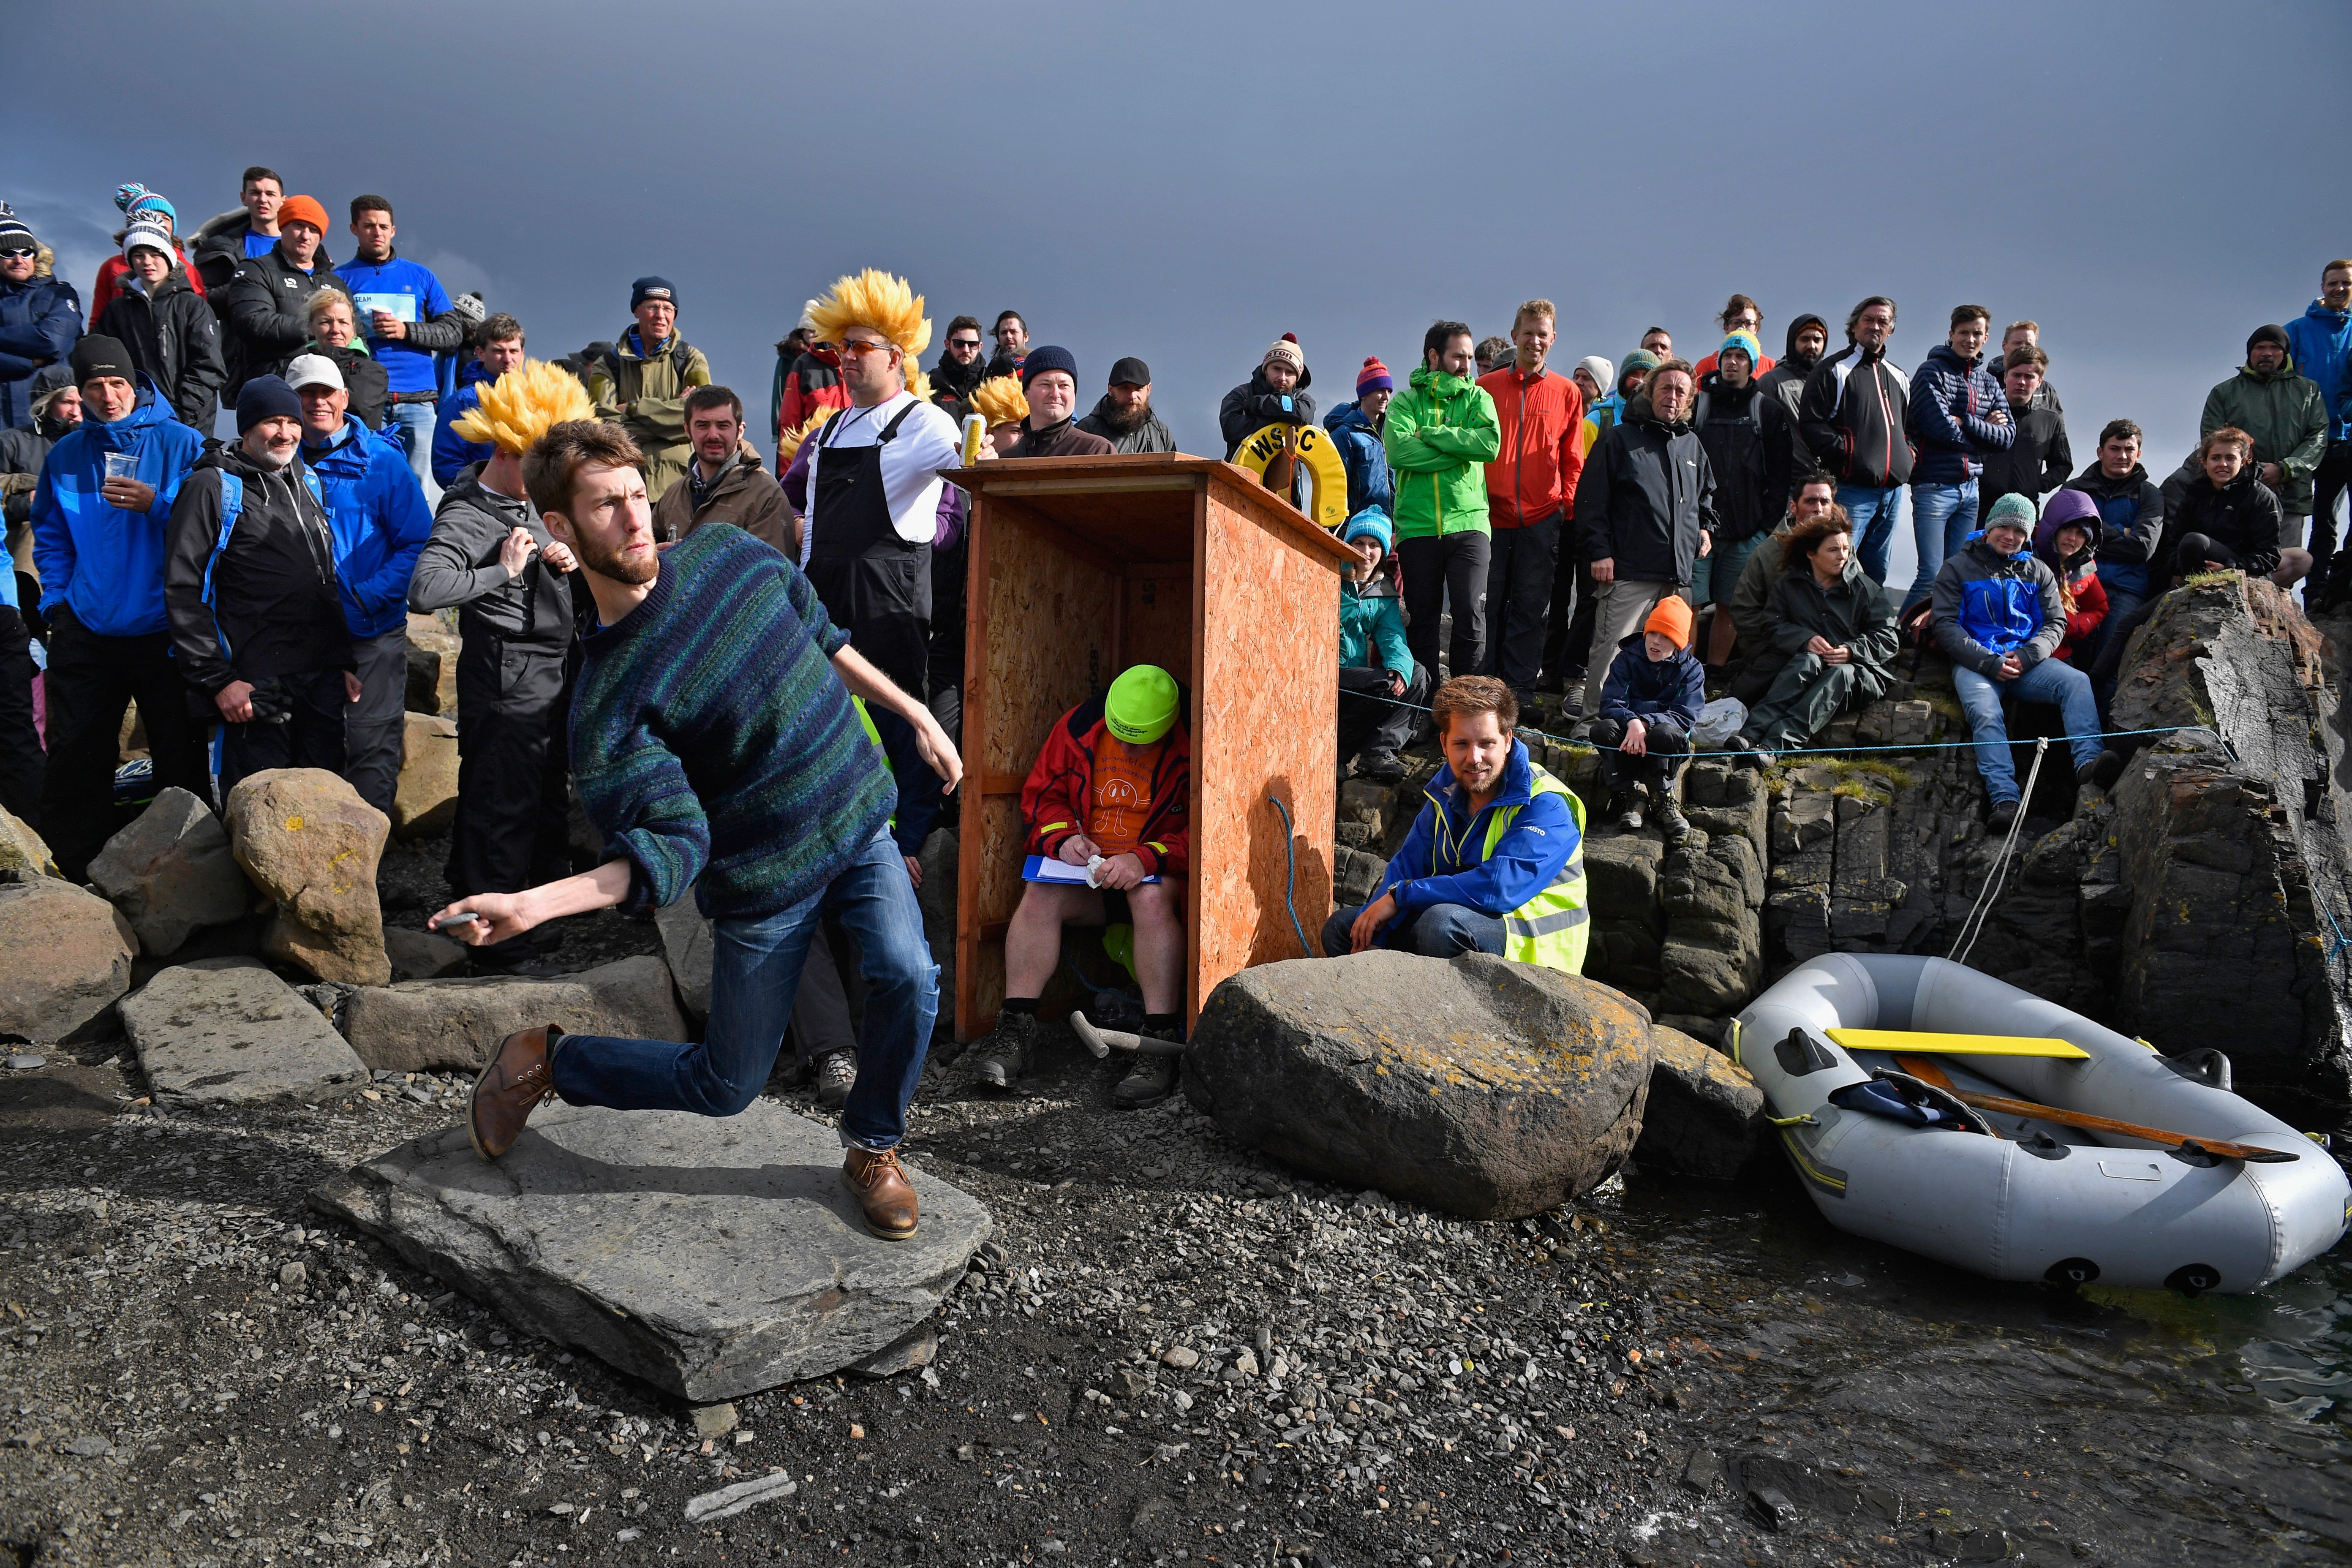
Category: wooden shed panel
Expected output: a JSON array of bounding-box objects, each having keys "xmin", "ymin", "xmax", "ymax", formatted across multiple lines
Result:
[
  {"xmin": 1189, "ymin": 489, "xmax": 1341, "ymax": 1016},
  {"xmin": 1118, "ymin": 566, "xmax": 1193, "ymax": 684},
  {"xmin": 979, "ymin": 501, "xmax": 1124, "ymax": 779}
]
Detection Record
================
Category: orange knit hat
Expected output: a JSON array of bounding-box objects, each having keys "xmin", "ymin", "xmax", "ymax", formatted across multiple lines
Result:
[
  {"xmin": 1643, "ymin": 595, "xmax": 1693, "ymax": 649},
  {"xmin": 276, "ymin": 194, "xmax": 330, "ymax": 234}
]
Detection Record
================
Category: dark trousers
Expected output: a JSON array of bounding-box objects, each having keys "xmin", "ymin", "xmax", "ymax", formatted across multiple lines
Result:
[
  {"xmin": 1541, "ymin": 550, "xmax": 1598, "ymax": 685},
  {"xmin": 1479, "ymin": 513, "xmax": 1562, "ymax": 691},
  {"xmin": 0, "ymin": 607, "xmax": 41, "ymax": 828},
  {"xmin": 2307, "ymin": 440, "xmax": 2350, "ymax": 595},
  {"xmin": 1399, "ymin": 531, "xmax": 1491, "ymax": 681},
  {"xmin": 1589, "ymin": 714, "xmax": 1690, "ymax": 793},
  {"xmin": 37, "ymin": 614, "xmax": 207, "ymax": 881},
  {"xmin": 215, "ymin": 669, "xmax": 348, "ymax": 802},
  {"xmin": 1337, "ymin": 662, "xmax": 1430, "ymax": 759},
  {"xmin": 449, "ymin": 636, "xmax": 574, "ymax": 965}
]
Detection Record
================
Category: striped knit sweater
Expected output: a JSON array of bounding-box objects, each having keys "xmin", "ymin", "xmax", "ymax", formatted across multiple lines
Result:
[{"xmin": 570, "ymin": 523, "xmax": 895, "ymax": 919}]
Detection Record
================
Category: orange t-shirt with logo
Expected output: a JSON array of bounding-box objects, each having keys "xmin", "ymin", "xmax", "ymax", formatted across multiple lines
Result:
[{"xmin": 1086, "ymin": 735, "xmax": 1171, "ymax": 857}]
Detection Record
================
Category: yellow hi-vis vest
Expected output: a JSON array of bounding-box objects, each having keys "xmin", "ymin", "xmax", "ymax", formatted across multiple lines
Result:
[{"xmin": 1462, "ymin": 765, "xmax": 1589, "ymax": 975}]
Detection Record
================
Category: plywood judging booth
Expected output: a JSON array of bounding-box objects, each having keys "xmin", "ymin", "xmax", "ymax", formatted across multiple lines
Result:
[{"xmin": 947, "ymin": 454, "xmax": 1358, "ymax": 1038}]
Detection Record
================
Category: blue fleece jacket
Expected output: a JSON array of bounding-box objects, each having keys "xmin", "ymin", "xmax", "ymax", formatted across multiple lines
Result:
[
  {"xmin": 31, "ymin": 392, "xmax": 204, "ymax": 636},
  {"xmin": 1323, "ymin": 400, "xmax": 1395, "ymax": 518},
  {"xmin": 331, "ymin": 254, "xmax": 452, "ymax": 395},
  {"xmin": 0, "ymin": 274, "xmax": 83, "ymax": 430},
  {"xmin": 1906, "ymin": 343, "xmax": 2014, "ymax": 485},
  {"xmin": 431, "ymin": 358, "xmax": 498, "ymax": 486},
  {"xmin": 1376, "ymin": 737, "xmax": 1579, "ymax": 921},
  {"xmin": 303, "ymin": 414, "xmax": 434, "ymax": 638},
  {"xmin": 1597, "ymin": 634, "xmax": 1707, "ymax": 730},
  {"xmin": 2285, "ymin": 299, "xmax": 2352, "ymax": 440}
]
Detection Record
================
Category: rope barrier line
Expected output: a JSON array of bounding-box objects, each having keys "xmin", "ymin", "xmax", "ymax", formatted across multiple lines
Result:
[
  {"xmin": 1949, "ymin": 738, "xmax": 2048, "ymax": 966},
  {"xmin": 1343, "ymin": 686, "xmax": 2191, "ymax": 762}
]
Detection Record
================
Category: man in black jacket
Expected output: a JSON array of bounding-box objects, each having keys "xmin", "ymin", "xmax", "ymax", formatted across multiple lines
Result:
[
  {"xmin": 164, "ymin": 376, "xmax": 358, "ymax": 800},
  {"xmin": 1691, "ymin": 335, "xmax": 1792, "ymax": 667},
  {"xmin": 1757, "ymin": 313, "xmax": 1827, "ymax": 481},
  {"xmin": 928, "ymin": 315, "xmax": 989, "ymax": 427},
  {"xmin": 408, "ymin": 415, "xmax": 581, "ymax": 972},
  {"xmin": 1077, "ymin": 357, "xmax": 1177, "ymax": 453},
  {"xmin": 1798, "ymin": 296, "xmax": 1912, "ymax": 584},
  {"xmin": 220, "ymin": 194, "xmax": 336, "ymax": 398},
  {"xmin": 1974, "ymin": 344, "xmax": 2071, "ymax": 524},
  {"xmin": 2061, "ymin": 420, "xmax": 2167, "ymax": 668},
  {"xmin": 1573, "ymin": 359, "xmax": 1716, "ymax": 725},
  {"xmin": 1220, "ymin": 335, "xmax": 1316, "ymax": 510},
  {"xmin": 96, "ymin": 220, "xmax": 223, "ymax": 431}
]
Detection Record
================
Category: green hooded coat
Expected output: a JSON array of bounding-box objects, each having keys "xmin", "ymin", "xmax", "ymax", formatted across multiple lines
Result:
[
  {"xmin": 1382, "ymin": 365, "xmax": 1501, "ymax": 541},
  {"xmin": 2200, "ymin": 360, "xmax": 2329, "ymax": 516}
]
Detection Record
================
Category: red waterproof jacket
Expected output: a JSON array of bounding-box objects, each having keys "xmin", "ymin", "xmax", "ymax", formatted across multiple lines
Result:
[
  {"xmin": 1477, "ymin": 364, "xmax": 1585, "ymax": 527},
  {"xmin": 1021, "ymin": 697, "xmax": 1190, "ymax": 877}
]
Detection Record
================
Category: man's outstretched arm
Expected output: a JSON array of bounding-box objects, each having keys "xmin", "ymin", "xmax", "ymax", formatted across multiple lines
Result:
[
  {"xmin": 830, "ymin": 643, "xmax": 965, "ymax": 794},
  {"xmin": 430, "ymin": 858, "xmax": 634, "ymax": 948}
]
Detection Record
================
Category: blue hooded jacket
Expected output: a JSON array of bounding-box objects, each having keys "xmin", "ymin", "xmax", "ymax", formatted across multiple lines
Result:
[
  {"xmin": 2284, "ymin": 299, "xmax": 2352, "ymax": 441},
  {"xmin": 431, "ymin": 357, "xmax": 498, "ymax": 486},
  {"xmin": 31, "ymin": 390, "xmax": 204, "ymax": 636},
  {"xmin": 0, "ymin": 272, "xmax": 84, "ymax": 430},
  {"xmin": 303, "ymin": 414, "xmax": 433, "ymax": 638},
  {"xmin": 1376, "ymin": 736, "xmax": 1580, "ymax": 921},
  {"xmin": 1323, "ymin": 400, "xmax": 1395, "ymax": 518}
]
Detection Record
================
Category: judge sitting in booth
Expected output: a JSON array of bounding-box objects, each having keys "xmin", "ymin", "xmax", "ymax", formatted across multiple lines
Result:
[
  {"xmin": 1322, "ymin": 675, "xmax": 1589, "ymax": 974},
  {"xmin": 966, "ymin": 664, "xmax": 1192, "ymax": 1108}
]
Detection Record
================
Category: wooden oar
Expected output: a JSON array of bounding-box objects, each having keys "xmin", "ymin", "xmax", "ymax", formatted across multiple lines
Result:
[{"xmin": 1903, "ymin": 1073, "xmax": 2298, "ymax": 1163}]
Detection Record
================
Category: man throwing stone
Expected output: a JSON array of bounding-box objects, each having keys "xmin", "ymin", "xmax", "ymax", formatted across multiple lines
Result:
[{"xmin": 434, "ymin": 415, "xmax": 961, "ymax": 1242}]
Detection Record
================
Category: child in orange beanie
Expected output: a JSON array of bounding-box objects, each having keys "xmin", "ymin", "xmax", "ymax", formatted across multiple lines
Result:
[{"xmin": 1587, "ymin": 595, "xmax": 1706, "ymax": 841}]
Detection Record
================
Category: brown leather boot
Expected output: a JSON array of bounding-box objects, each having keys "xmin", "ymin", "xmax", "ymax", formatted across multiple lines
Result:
[
  {"xmin": 469, "ymin": 1026, "xmax": 563, "ymax": 1161},
  {"xmin": 841, "ymin": 1145, "xmax": 920, "ymax": 1241}
]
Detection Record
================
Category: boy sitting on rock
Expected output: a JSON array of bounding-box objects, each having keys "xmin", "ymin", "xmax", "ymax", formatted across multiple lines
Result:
[
  {"xmin": 1587, "ymin": 596, "xmax": 1704, "ymax": 841},
  {"xmin": 1336, "ymin": 508, "xmax": 1427, "ymax": 783},
  {"xmin": 966, "ymin": 664, "xmax": 1190, "ymax": 1108},
  {"xmin": 1321, "ymin": 675, "xmax": 1588, "ymax": 975}
]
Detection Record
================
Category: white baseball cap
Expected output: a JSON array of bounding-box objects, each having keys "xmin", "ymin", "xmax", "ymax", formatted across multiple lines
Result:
[{"xmin": 285, "ymin": 353, "xmax": 344, "ymax": 392}]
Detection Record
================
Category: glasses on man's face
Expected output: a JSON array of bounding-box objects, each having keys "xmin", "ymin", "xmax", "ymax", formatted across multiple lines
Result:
[
  {"xmin": 0, "ymin": 248, "xmax": 35, "ymax": 261},
  {"xmin": 948, "ymin": 338, "xmax": 982, "ymax": 352},
  {"xmin": 837, "ymin": 339, "xmax": 893, "ymax": 359}
]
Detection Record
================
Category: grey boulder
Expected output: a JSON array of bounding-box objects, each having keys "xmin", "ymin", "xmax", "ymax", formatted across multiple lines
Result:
[
  {"xmin": 89, "ymin": 787, "xmax": 252, "ymax": 956},
  {"xmin": 339, "ymin": 955, "xmax": 687, "ymax": 1074},
  {"xmin": 0, "ymin": 876, "xmax": 137, "ymax": 1043},
  {"xmin": 1184, "ymin": 952, "xmax": 1657, "ymax": 1219},
  {"xmin": 121, "ymin": 958, "xmax": 370, "ymax": 1105},
  {"xmin": 309, "ymin": 1100, "xmax": 992, "ymax": 1401},
  {"xmin": 1631, "ymin": 1025, "xmax": 1767, "ymax": 1180}
]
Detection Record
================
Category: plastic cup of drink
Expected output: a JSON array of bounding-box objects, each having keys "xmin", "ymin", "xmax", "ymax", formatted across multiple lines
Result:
[{"xmin": 104, "ymin": 452, "xmax": 136, "ymax": 483}]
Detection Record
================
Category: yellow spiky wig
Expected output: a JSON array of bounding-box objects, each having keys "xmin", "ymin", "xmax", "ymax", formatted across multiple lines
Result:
[
  {"xmin": 806, "ymin": 270, "xmax": 931, "ymax": 358},
  {"xmin": 450, "ymin": 360, "xmax": 594, "ymax": 455},
  {"xmin": 776, "ymin": 409, "xmax": 831, "ymax": 463},
  {"xmin": 968, "ymin": 375, "xmax": 1028, "ymax": 429}
]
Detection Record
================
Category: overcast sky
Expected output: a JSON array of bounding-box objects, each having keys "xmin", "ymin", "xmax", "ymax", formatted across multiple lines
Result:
[{"xmin": 9, "ymin": 0, "xmax": 2347, "ymax": 583}]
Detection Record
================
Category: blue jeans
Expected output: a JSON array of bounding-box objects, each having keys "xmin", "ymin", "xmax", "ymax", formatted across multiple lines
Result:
[
  {"xmin": 1320, "ymin": 900, "xmax": 1505, "ymax": 960},
  {"xmin": 552, "ymin": 830, "xmax": 937, "ymax": 1149},
  {"xmin": 1840, "ymin": 485, "xmax": 1903, "ymax": 585},
  {"xmin": 1903, "ymin": 480, "xmax": 1979, "ymax": 614},
  {"xmin": 1951, "ymin": 658, "xmax": 2104, "ymax": 805},
  {"xmin": 385, "ymin": 399, "xmax": 436, "ymax": 489}
]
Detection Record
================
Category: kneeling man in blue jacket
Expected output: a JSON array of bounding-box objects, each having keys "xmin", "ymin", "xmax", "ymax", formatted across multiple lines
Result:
[{"xmin": 1320, "ymin": 675, "xmax": 1590, "ymax": 974}]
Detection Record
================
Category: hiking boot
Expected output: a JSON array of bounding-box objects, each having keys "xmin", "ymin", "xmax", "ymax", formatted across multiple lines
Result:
[
  {"xmin": 814, "ymin": 1048, "xmax": 858, "ymax": 1110},
  {"xmin": 1114, "ymin": 1055, "xmax": 1179, "ymax": 1109},
  {"xmin": 1606, "ymin": 789, "xmax": 1644, "ymax": 832},
  {"xmin": 2088, "ymin": 747, "xmax": 2125, "ymax": 792},
  {"xmin": 841, "ymin": 1145, "xmax": 919, "ymax": 1241},
  {"xmin": 1649, "ymin": 787, "xmax": 1691, "ymax": 844},
  {"xmin": 967, "ymin": 1010, "xmax": 1039, "ymax": 1089},
  {"xmin": 469, "ymin": 1025, "xmax": 562, "ymax": 1161},
  {"xmin": 1723, "ymin": 734, "xmax": 1772, "ymax": 770},
  {"xmin": 1988, "ymin": 798, "xmax": 2021, "ymax": 833},
  {"xmin": 1356, "ymin": 749, "xmax": 1406, "ymax": 783}
]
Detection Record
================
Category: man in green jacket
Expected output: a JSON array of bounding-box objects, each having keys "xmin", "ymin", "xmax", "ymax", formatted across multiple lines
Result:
[
  {"xmin": 2200, "ymin": 325, "xmax": 2329, "ymax": 543},
  {"xmin": 1385, "ymin": 320, "xmax": 1501, "ymax": 681},
  {"xmin": 587, "ymin": 276, "xmax": 712, "ymax": 504}
]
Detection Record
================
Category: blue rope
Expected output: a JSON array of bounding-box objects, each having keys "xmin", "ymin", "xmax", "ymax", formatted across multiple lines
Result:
[{"xmin": 1266, "ymin": 794, "xmax": 1314, "ymax": 958}]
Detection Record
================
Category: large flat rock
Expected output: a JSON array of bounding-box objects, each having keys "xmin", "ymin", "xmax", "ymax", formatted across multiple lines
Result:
[
  {"xmin": 308, "ymin": 1101, "xmax": 992, "ymax": 1401},
  {"xmin": 122, "ymin": 958, "xmax": 370, "ymax": 1105},
  {"xmin": 340, "ymin": 955, "xmax": 687, "ymax": 1074}
]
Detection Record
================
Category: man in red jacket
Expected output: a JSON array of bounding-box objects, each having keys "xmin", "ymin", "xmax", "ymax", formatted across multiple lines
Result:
[
  {"xmin": 1477, "ymin": 299, "xmax": 1586, "ymax": 707},
  {"xmin": 966, "ymin": 664, "xmax": 1190, "ymax": 1108}
]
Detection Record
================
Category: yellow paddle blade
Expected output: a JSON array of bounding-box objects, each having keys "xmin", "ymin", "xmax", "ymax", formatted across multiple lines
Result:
[{"xmin": 1826, "ymin": 1029, "xmax": 2091, "ymax": 1060}]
